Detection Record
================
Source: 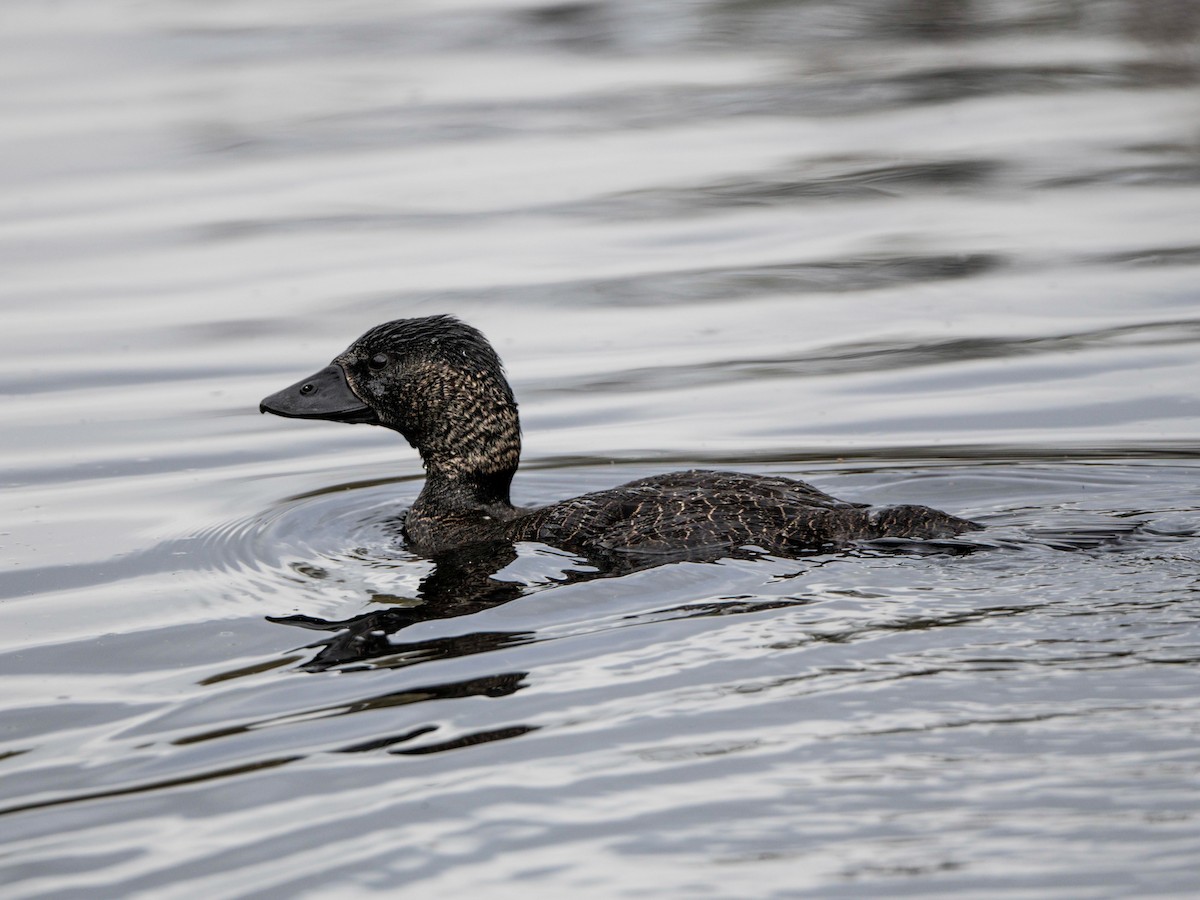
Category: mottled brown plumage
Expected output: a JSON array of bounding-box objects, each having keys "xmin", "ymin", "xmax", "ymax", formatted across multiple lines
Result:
[{"xmin": 261, "ymin": 315, "xmax": 980, "ymax": 560}]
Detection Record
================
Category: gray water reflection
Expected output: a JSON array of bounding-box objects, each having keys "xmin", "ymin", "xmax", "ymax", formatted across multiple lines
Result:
[{"xmin": 2, "ymin": 0, "xmax": 1200, "ymax": 897}]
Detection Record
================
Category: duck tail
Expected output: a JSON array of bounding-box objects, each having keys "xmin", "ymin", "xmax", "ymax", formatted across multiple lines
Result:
[{"xmin": 867, "ymin": 505, "xmax": 982, "ymax": 540}]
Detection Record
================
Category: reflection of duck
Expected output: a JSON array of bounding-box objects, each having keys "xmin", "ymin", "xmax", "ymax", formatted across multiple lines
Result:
[{"xmin": 261, "ymin": 315, "xmax": 979, "ymax": 558}]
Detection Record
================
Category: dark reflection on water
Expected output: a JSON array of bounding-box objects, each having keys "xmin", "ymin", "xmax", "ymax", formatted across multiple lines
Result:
[
  {"xmin": 265, "ymin": 534, "xmax": 819, "ymax": 672},
  {"xmin": 576, "ymin": 159, "xmax": 1003, "ymax": 215},
  {"xmin": 179, "ymin": 671, "xmax": 531, "ymax": 750},
  {"xmin": 1124, "ymin": 0, "xmax": 1200, "ymax": 44},
  {"xmin": 383, "ymin": 253, "xmax": 1004, "ymax": 309},
  {"xmin": 531, "ymin": 318, "xmax": 1200, "ymax": 393}
]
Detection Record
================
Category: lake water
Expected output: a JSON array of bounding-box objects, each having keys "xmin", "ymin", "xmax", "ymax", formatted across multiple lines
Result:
[{"xmin": 2, "ymin": 0, "xmax": 1200, "ymax": 896}]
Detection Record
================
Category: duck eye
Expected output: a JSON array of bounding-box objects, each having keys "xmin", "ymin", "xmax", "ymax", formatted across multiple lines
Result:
[
  {"xmin": 368, "ymin": 353, "xmax": 389, "ymax": 370},
  {"xmin": 299, "ymin": 383, "xmax": 315, "ymax": 395}
]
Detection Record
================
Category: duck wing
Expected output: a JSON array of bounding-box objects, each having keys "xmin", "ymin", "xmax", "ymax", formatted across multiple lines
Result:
[{"xmin": 513, "ymin": 469, "xmax": 875, "ymax": 555}]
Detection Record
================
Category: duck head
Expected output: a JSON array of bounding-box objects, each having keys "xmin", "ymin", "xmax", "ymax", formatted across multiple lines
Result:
[{"xmin": 261, "ymin": 315, "xmax": 522, "ymax": 487}]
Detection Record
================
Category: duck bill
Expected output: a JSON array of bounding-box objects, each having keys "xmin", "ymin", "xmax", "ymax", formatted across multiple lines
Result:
[{"xmin": 259, "ymin": 364, "xmax": 378, "ymax": 424}]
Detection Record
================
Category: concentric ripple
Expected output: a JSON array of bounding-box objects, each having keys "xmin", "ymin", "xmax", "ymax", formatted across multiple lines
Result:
[{"xmin": 183, "ymin": 480, "xmax": 430, "ymax": 611}]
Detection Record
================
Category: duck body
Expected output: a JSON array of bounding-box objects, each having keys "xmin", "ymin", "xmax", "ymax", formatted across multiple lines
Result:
[{"xmin": 261, "ymin": 316, "xmax": 979, "ymax": 559}]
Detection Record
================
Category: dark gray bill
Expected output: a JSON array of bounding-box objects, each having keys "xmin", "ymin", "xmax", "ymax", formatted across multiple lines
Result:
[{"xmin": 259, "ymin": 364, "xmax": 377, "ymax": 424}]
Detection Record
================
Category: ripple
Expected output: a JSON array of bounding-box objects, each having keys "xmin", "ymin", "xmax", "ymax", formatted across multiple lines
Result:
[{"xmin": 185, "ymin": 480, "xmax": 426, "ymax": 608}]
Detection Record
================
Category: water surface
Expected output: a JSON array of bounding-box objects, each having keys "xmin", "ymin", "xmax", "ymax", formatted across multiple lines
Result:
[{"xmin": 2, "ymin": 0, "xmax": 1200, "ymax": 896}]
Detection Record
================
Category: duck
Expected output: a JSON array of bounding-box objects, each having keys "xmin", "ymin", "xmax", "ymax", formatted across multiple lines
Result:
[{"xmin": 260, "ymin": 315, "xmax": 980, "ymax": 559}]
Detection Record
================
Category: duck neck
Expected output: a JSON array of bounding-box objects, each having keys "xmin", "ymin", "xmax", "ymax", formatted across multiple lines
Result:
[
  {"xmin": 405, "ymin": 462, "xmax": 517, "ymax": 550},
  {"xmin": 416, "ymin": 465, "xmax": 517, "ymax": 513},
  {"xmin": 411, "ymin": 402, "xmax": 521, "ymax": 514},
  {"xmin": 412, "ymin": 401, "xmax": 521, "ymax": 507},
  {"xmin": 400, "ymin": 359, "xmax": 523, "ymax": 519}
]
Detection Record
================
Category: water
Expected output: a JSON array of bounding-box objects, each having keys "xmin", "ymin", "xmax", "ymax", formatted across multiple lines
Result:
[{"xmin": 2, "ymin": 0, "xmax": 1200, "ymax": 895}]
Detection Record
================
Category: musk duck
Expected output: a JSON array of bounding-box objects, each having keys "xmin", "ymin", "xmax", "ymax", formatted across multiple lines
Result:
[{"xmin": 260, "ymin": 316, "xmax": 979, "ymax": 558}]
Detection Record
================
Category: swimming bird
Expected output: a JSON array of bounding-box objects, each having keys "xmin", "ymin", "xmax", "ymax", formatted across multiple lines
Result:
[{"xmin": 260, "ymin": 316, "xmax": 979, "ymax": 559}]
